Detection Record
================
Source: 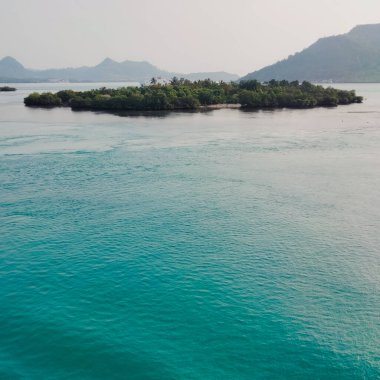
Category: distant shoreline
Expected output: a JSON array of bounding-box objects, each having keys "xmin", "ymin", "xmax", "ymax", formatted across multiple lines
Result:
[
  {"xmin": 0, "ymin": 86, "xmax": 16, "ymax": 92},
  {"xmin": 2, "ymin": 80, "xmax": 380, "ymax": 84},
  {"xmin": 200, "ymin": 103, "xmax": 241, "ymax": 110}
]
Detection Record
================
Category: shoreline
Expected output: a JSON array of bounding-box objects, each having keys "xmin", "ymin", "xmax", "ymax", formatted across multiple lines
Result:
[{"xmin": 200, "ymin": 103, "xmax": 241, "ymax": 110}]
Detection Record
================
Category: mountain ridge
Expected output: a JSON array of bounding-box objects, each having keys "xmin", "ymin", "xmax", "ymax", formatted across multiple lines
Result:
[
  {"xmin": 241, "ymin": 23, "xmax": 380, "ymax": 83},
  {"xmin": 0, "ymin": 57, "xmax": 239, "ymax": 83}
]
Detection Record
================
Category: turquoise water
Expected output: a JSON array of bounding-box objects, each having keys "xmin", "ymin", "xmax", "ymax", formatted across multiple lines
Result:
[{"xmin": 1, "ymin": 83, "xmax": 380, "ymax": 379}]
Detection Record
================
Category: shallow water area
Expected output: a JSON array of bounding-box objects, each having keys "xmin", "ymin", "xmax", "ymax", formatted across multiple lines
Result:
[{"xmin": 1, "ymin": 83, "xmax": 380, "ymax": 379}]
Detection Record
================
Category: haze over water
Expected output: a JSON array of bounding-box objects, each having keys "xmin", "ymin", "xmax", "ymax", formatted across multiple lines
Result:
[{"xmin": 1, "ymin": 83, "xmax": 380, "ymax": 379}]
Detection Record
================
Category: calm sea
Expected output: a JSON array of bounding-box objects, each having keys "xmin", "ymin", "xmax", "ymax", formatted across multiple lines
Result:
[{"xmin": 1, "ymin": 83, "xmax": 379, "ymax": 379}]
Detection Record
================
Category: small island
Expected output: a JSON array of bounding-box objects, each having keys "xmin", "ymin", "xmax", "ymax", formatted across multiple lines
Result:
[
  {"xmin": 23, "ymin": 79, "xmax": 362, "ymax": 111},
  {"xmin": 0, "ymin": 86, "xmax": 16, "ymax": 92}
]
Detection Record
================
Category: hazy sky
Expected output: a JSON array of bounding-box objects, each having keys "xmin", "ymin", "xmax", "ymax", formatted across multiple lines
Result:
[{"xmin": 1, "ymin": 0, "xmax": 380, "ymax": 75}]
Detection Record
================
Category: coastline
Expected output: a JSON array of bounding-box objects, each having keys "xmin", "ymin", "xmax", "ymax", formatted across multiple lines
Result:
[{"xmin": 200, "ymin": 103, "xmax": 241, "ymax": 110}]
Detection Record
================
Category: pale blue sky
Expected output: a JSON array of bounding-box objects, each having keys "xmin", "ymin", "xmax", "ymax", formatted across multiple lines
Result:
[{"xmin": 1, "ymin": 0, "xmax": 379, "ymax": 75}]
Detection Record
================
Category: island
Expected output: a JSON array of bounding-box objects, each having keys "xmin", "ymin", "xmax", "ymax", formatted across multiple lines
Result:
[
  {"xmin": 23, "ymin": 79, "xmax": 363, "ymax": 111},
  {"xmin": 0, "ymin": 86, "xmax": 16, "ymax": 91}
]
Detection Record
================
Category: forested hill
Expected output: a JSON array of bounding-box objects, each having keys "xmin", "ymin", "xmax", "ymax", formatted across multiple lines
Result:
[
  {"xmin": 0, "ymin": 56, "xmax": 239, "ymax": 83},
  {"xmin": 241, "ymin": 24, "xmax": 380, "ymax": 83}
]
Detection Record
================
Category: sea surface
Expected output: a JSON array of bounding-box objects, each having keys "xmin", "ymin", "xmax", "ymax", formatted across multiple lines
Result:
[{"xmin": 0, "ymin": 83, "xmax": 379, "ymax": 379}]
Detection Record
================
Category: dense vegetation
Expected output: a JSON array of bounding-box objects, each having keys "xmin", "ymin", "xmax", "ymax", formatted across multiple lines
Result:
[
  {"xmin": 24, "ymin": 79, "xmax": 362, "ymax": 111},
  {"xmin": 0, "ymin": 86, "xmax": 16, "ymax": 91}
]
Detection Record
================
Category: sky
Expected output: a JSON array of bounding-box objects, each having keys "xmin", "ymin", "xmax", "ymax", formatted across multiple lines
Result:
[{"xmin": 0, "ymin": 0, "xmax": 380, "ymax": 76}]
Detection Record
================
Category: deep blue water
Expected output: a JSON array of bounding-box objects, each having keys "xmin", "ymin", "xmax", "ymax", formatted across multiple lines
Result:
[{"xmin": 1, "ymin": 83, "xmax": 380, "ymax": 379}]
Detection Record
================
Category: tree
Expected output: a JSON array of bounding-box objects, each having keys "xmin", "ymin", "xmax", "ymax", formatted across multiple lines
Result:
[{"xmin": 170, "ymin": 76, "xmax": 179, "ymax": 86}]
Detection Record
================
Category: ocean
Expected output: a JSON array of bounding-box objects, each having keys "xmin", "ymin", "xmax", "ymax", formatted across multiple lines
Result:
[{"xmin": 1, "ymin": 83, "xmax": 379, "ymax": 379}]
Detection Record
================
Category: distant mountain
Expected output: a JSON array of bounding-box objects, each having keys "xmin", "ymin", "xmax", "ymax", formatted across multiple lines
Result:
[
  {"xmin": 241, "ymin": 24, "xmax": 380, "ymax": 83},
  {"xmin": 180, "ymin": 71, "xmax": 239, "ymax": 82},
  {"xmin": 0, "ymin": 56, "xmax": 30, "ymax": 79},
  {"xmin": 0, "ymin": 56, "xmax": 238, "ymax": 83}
]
